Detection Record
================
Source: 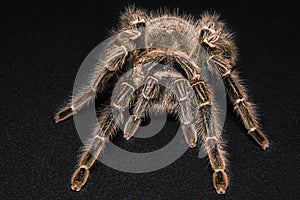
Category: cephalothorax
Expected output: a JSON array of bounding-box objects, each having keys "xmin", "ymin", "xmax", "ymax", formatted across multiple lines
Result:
[{"xmin": 55, "ymin": 6, "xmax": 269, "ymax": 194}]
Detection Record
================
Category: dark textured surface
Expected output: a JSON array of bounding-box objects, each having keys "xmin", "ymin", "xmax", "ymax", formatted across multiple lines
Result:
[{"xmin": 1, "ymin": 1, "xmax": 299, "ymax": 199}]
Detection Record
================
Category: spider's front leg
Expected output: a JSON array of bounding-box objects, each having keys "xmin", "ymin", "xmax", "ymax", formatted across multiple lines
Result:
[
  {"xmin": 123, "ymin": 66, "xmax": 198, "ymax": 148},
  {"xmin": 188, "ymin": 74, "xmax": 228, "ymax": 194},
  {"xmin": 123, "ymin": 75, "xmax": 160, "ymax": 140},
  {"xmin": 172, "ymin": 78, "xmax": 198, "ymax": 147},
  {"xmin": 54, "ymin": 30, "xmax": 141, "ymax": 123},
  {"xmin": 175, "ymin": 55, "xmax": 228, "ymax": 193},
  {"xmin": 71, "ymin": 80, "xmax": 135, "ymax": 191}
]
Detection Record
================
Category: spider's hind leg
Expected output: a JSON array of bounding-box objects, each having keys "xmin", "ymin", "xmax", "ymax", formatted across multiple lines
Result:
[
  {"xmin": 54, "ymin": 105, "xmax": 75, "ymax": 123},
  {"xmin": 71, "ymin": 80, "xmax": 135, "ymax": 191},
  {"xmin": 71, "ymin": 106, "xmax": 116, "ymax": 191},
  {"xmin": 212, "ymin": 56, "xmax": 269, "ymax": 150},
  {"xmin": 55, "ymin": 28, "xmax": 143, "ymax": 123},
  {"xmin": 55, "ymin": 45, "xmax": 129, "ymax": 123}
]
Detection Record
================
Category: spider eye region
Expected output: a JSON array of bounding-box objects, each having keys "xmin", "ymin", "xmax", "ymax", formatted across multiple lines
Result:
[
  {"xmin": 199, "ymin": 29, "xmax": 211, "ymax": 43},
  {"xmin": 131, "ymin": 14, "xmax": 146, "ymax": 28},
  {"xmin": 199, "ymin": 29, "xmax": 209, "ymax": 39},
  {"xmin": 199, "ymin": 28, "xmax": 219, "ymax": 48},
  {"xmin": 199, "ymin": 22, "xmax": 218, "ymax": 39}
]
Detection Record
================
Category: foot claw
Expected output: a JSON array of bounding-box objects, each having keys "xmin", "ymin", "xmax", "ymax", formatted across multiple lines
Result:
[
  {"xmin": 212, "ymin": 170, "xmax": 228, "ymax": 195},
  {"xmin": 55, "ymin": 106, "xmax": 74, "ymax": 123},
  {"xmin": 181, "ymin": 124, "xmax": 197, "ymax": 149},
  {"xmin": 248, "ymin": 129, "xmax": 270, "ymax": 150},
  {"xmin": 71, "ymin": 182, "xmax": 83, "ymax": 192},
  {"xmin": 123, "ymin": 133, "xmax": 132, "ymax": 140},
  {"xmin": 71, "ymin": 166, "xmax": 90, "ymax": 192},
  {"xmin": 123, "ymin": 118, "xmax": 141, "ymax": 140},
  {"xmin": 261, "ymin": 140, "xmax": 270, "ymax": 150}
]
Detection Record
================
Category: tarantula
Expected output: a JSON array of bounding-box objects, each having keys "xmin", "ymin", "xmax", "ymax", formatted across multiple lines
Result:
[{"xmin": 55, "ymin": 6, "xmax": 269, "ymax": 194}]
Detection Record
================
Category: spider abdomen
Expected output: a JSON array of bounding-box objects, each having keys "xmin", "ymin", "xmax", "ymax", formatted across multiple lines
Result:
[{"xmin": 145, "ymin": 16, "xmax": 199, "ymax": 57}]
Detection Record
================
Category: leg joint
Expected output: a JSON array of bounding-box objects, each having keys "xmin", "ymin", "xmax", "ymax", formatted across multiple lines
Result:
[
  {"xmin": 247, "ymin": 127, "xmax": 256, "ymax": 133},
  {"xmin": 94, "ymin": 135, "xmax": 106, "ymax": 142},
  {"xmin": 79, "ymin": 165, "xmax": 88, "ymax": 170},
  {"xmin": 199, "ymin": 101, "xmax": 211, "ymax": 108},
  {"xmin": 233, "ymin": 98, "xmax": 245, "ymax": 105}
]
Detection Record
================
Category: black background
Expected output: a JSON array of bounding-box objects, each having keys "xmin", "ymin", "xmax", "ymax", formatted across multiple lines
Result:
[{"xmin": 1, "ymin": 0, "xmax": 299, "ymax": 199}]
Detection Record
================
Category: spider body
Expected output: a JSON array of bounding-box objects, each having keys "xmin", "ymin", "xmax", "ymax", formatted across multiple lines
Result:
[
  {"xmin": 145, "ymin": 17, "xmax": 198, "ymax": 54},
  {"xmin": 55, "ymin": 6, "xmax": 269, "ymax": 194}
]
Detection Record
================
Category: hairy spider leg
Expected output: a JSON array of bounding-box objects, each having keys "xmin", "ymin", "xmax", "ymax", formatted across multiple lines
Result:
[
  {"xmin": 172, "ymin": 78, "xmax": 198, "ymax": 147},
  {"xmin": 54, "ymin": 30, "xmax": 143, "ymax": 123},
  {"xmin": 211, "ymin": 55, "xmax": 269, "ymax": 150},
  {"xmin": 163, "ymin": 52, "xmax": 229, "ymax": 193},
  {"xmin": 71, "ymin": 80, "xmax": 135, "ymax": 191},
  {"xmin": 123, "ymin": 50, "xmax": 201, "ymax": 147},
  {"xmin": 177, "ymin": 55, "xmax": 229, "ymax": 194},
  {"xmin": 191, "ymin": 76, "xmax": 228, "ymax": 194},
  {"xmin": 123, "ymin": 76, "xmax": 160, "ymax": 140}
]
